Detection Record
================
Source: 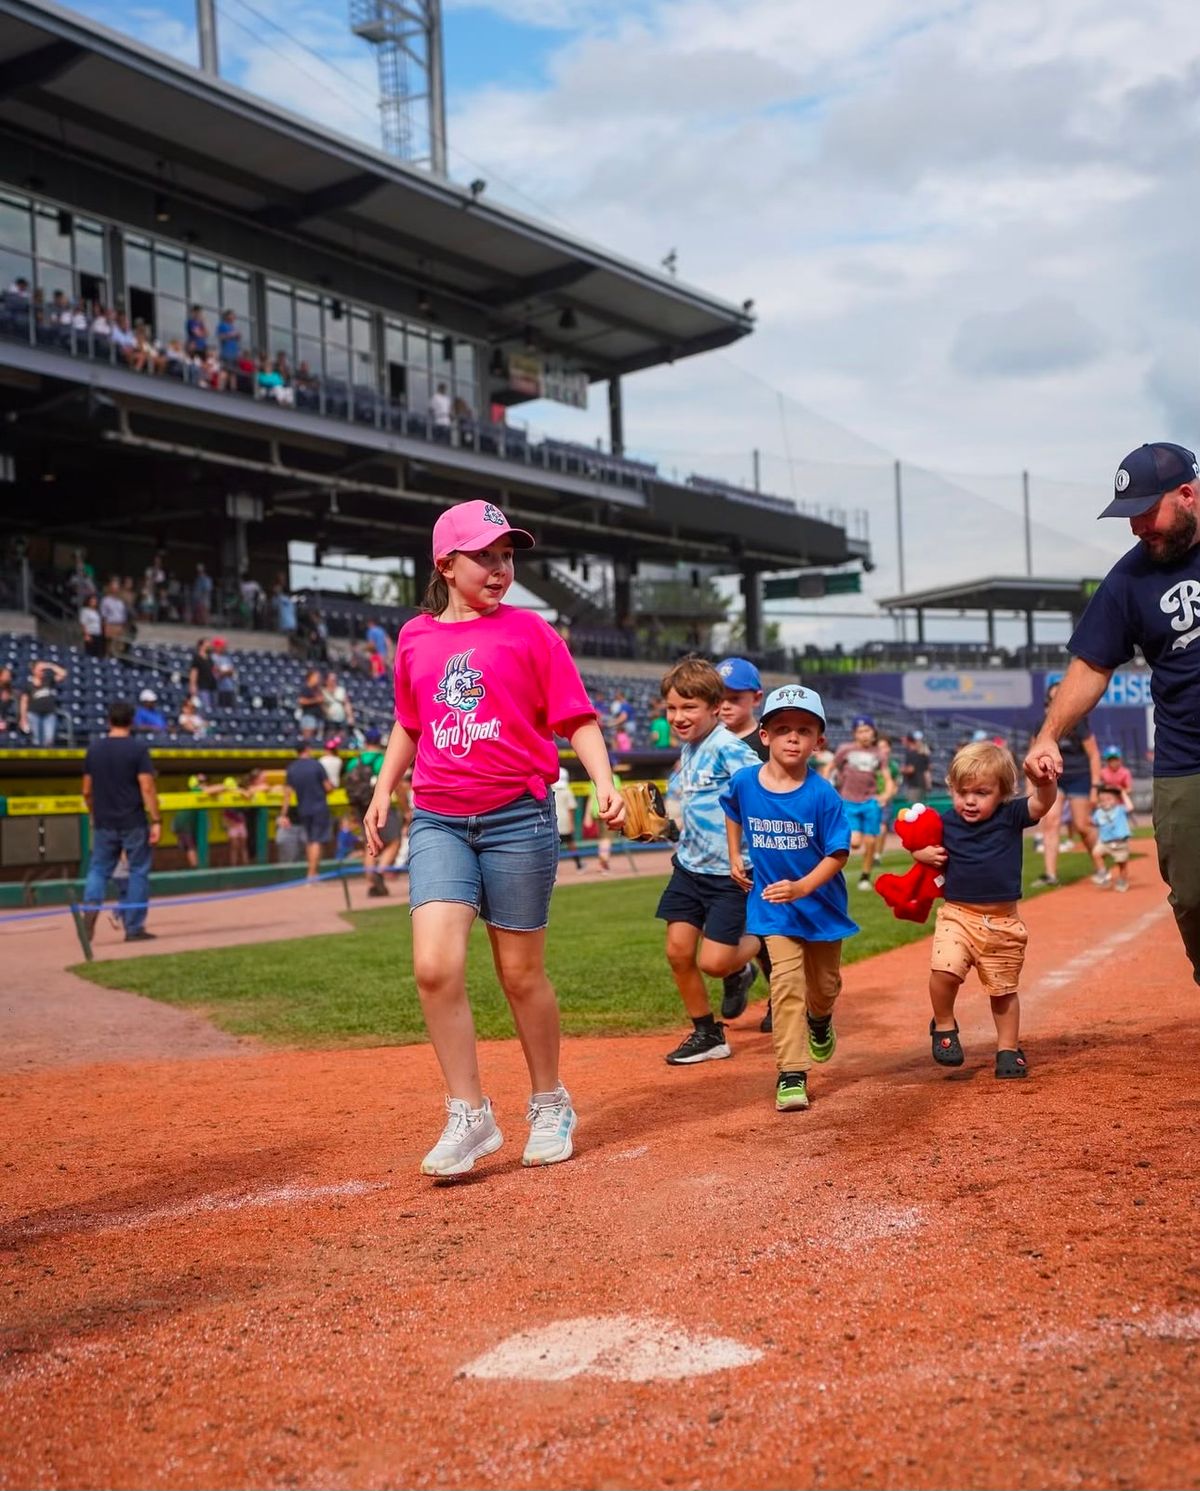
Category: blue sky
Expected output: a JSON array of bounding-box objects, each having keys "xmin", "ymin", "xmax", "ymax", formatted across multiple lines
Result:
[{"xmin": 61, "ymin": 0, "xmax": 1200, "ymax": 645}]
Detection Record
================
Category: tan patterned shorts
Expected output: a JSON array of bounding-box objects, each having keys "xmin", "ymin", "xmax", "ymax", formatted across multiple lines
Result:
[{"xmin": 931, "ymin": 900, "xmax": 1027, "ymax": 998}]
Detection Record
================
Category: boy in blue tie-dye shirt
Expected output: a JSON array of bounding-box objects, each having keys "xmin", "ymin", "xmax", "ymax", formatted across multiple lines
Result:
[{"xmin": 655, "ymin": 657, "xmax": 765, "ymax": 1067}]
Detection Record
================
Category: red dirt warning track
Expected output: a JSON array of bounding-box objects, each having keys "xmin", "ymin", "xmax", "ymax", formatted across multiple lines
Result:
[{"xmin": 2, "ymin": 867, "xmax": 1199, "ymax": 1490}]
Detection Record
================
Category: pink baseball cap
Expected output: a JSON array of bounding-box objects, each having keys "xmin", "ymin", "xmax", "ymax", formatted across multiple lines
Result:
[{"xmin": 431, "ymin": 500, "xmax": 534, "ymax": 562}]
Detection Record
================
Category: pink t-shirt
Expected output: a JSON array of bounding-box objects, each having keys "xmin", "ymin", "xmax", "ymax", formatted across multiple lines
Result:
[
  {"xmin": 394, "ymin": 606, "xmax": 595, "ymax": 815},
  {"xmin": 1100, "ymin": 763, "xmax": 1132, "ymax": 792}
]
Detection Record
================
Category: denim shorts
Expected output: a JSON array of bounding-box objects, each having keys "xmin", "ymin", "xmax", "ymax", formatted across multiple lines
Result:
[{"xmin": 407, "ymin": 792, "xmax": 559, "ymax": 931}]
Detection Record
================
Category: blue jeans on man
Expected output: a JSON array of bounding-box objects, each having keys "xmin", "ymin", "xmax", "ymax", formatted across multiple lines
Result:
[{"xmin": 83, "ymin": 825, "xmax": 152, "ymax": 935}]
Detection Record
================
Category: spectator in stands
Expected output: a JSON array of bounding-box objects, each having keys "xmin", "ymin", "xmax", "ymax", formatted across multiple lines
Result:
[
  {"xmin": 129, "ymin": 320, "xmax": 165, "ymax": 375},
  {"xmin": 80, "ymin": 699, "xmax": 161, "ymax": 943},
  {"xmin": 99, "ymin": 576, "xmax": 128, "ymax": 654},
  {"xmin": 164, "ymin": 338, "xmax": 193, "ymax": 381},
  {"xmin": 0, "ymin": 671, "xmax": 19, "ymax": 737},
  {"xmin": 217, "ymin": 308, "xmax": 240, "ymax": 365},
  {"xmin": 211, "ymin": 638, "xmax": 237, "ymax": 708},
  {"xmin": 200, "ymin": 347, "xmax": 227, "ymax": 390},
  {"xmin": 256, "ymin": 354, "xmax": 291, "ymax": 405},
  {"xmin": 430, "ymin": 381, "xmax": 452, "ymax": 437},
  {"xmin": 273, "ymin": 581, "xmax": 298, "ymax": 643},
  {"xmin": 186, "ymin": 305, "xmax": 208, "ymax": 357},
  {"xmin": 191, "ymin": 563, "xmax": 213, "ymax": 626},
  {"xmin": 321, "ymin": 669, "xmax": 355, "ymax": 733},
  {"xmin": 89, "ymin": 305, "xmax": 112, "ymax": 347},
  {"xmin": 609, "ymin": 689, "xmax": 630, "ymax": 735},
  {"xmin": 367, "ymin": 642, "xmax": 386, "ymax": 679},
  {"xmin": 297, "ymin": 668, "xmax": 324, "ymax": 740},
  {"xmin": 295, "ymin": 361, "xmax": 317, "ymax": 397},
  {"xmin": 133, "ymin": 687, "xmax": 167, "ymax": 734},
  {"xmin": 716, "ymin": 657, "xmax": 768, "ymax": 762},
  {"xmin": 178, "ymin": 695, "xmax": 208, "ymax": 738},
  {"xmin": 279, "ymin": 741, "xmax": 333, "ymax": 881},
  {"xmin": 119, "ymin": 574, "xmax": 137, "ymax": 619},
  {"xmin": 233, "ymin": 346, "xmax": 256, "ymax": 394},
  {"xmin": 452, "ymin": 393, "xmax": 474, "ymax": 431},
  {"xmin": 80, "ymin": 591, "xmax": 104, "ymax": 657},
  {"xmin": 239, "ymin": 572, "xmax": 264, "ymax": 628},
  {"xmin": 189, "ymin": 638, "xmax": 217, "ymax": 713},
  {"xmin": 365, "ymin": 616, "xmax": 392, "ymax": 666},
  {"xmin": 833, "ymin": 715, "xmax": 894, "ymax": 892},
  {"xmin": 66, "ymin": 547, "xmax": 96, "ymax": 608},
  {"xmin": 136, "ymin": 571, "xmax": 157, "ymax": 620},
  {"xmin": 19, "ymin": 660, "xmax": 66, "ymax": 747},
  {"xmin": 110, "ymin": 311, "xmax": 137, "ymax": 366},
  {"xmin": 7, "ymin": 275, "xmax": 29, "ymax": 300}
]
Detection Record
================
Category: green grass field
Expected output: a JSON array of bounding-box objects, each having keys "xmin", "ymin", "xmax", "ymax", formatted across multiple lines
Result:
[{"xmin": 73, "ymin": 841, "xmax": 1118, "ymax": 1047}]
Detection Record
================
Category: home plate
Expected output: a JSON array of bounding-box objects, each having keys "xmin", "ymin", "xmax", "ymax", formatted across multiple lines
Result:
[{"xmin": 462, "ymin": 1315, "xmax": 762, "ymax": 1382}]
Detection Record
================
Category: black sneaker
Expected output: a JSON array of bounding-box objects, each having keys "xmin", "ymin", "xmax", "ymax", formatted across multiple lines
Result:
[
  {"xmin": 759, "ymin": 999, "xmax": 773, "ymax": 1033},
  {"xmin": 720, "ymin": 963, "xmax": 757, "ymax": 1020},
  {"xmin": 1032, "ymin": 875, "xmax": 1059, "ymax": 888},
  {"xmin": 665, "ymin": 1024, "xmax": 732, "ymax": 1065},
  {"xmin": 124, "ymin": 930, "xmax": 157, "ymax": 943},
  {"xmin": 367, "ymin": 876, "xmax": 389, "ymax": 898}
]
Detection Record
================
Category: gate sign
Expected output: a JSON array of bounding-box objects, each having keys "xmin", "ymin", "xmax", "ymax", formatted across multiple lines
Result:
[
  {"xmin": 1044, "ymin": 670, "xmax": 1153, "ymax": 707},
  {"xmin": 902, "ymin": 671, "xmax": 1033, "ymax": 711}
]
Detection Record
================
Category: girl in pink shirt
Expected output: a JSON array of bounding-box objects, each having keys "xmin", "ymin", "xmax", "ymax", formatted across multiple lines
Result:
[{"xmin": 364, "ymin": 499, "xmax": 625, "ymax": 1179}]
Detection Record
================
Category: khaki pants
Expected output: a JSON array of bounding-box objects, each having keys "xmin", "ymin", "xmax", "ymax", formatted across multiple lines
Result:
[
  {"xmin": 1152, "ymin": 774, "xmax": 1200, "ymax": 984},
  {"xmin": 763, "ymin": 935, "xmax": 843, "ymax": 1071}
]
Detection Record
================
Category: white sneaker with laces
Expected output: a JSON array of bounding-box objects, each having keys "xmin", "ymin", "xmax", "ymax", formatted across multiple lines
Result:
[
  {"xmin": 1092, "ymin": 869, "xmax": 1112, "ymax": 887},
  {"xmin": 522, "ymin": 1085, "xmax": 577, "ymax": 1167},
  {"xmin": 420, "ymin": 1096, "xmax": 503, "ymax": 1177}
]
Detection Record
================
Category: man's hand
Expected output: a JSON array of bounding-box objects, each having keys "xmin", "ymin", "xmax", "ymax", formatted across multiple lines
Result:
[
  {"xmin": 912, "ymin": 845, "xmax": 948, "ymax": 868},
  {"xmin": 148, "ymin": 822, "xmax": 162, "ymax": 847},
  {"xmin": 729, "ymin": 854, "xmax": 752, "ymax": 892},
  {"xmin": 1024, "ymin": 735, "xmax": 1063, "ymax": 784},
  {"xmin": 762, "ymin": 878, "xmax": 808, "ymax": 903}
]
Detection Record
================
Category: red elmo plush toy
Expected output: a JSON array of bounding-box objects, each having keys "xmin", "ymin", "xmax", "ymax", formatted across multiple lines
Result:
[{"xmin": 874, "ymin": 802, "xmax": 945, "ymax": 923}]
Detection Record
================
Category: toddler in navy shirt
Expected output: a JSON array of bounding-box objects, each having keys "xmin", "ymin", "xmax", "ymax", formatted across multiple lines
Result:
[{"xmin": 910, "ymin": 741, "xmax": 1057, "ymax": 1078}]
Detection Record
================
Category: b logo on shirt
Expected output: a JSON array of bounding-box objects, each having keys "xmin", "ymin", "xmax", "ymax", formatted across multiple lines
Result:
[
  {"xmin": 434, "ymin": 650, "xmax": 485, "ymax": 712},
  {"xmin": 1160, "ymin": 579, "xmax": 1200, "ymax": 651}
]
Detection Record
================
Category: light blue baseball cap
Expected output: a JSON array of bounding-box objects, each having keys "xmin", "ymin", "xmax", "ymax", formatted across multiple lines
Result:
[{"xmin": 760, "ymin": 684, "xmax": 826, "ymax": 727}]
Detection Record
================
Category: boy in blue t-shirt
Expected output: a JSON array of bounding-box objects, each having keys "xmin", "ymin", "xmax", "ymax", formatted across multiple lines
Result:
[
  {"xmin": 656, "ymin": 657, "xmax": 764, "ymax": 1067},
  {"xmin": 1092, "ymin": 784, "xmax": 1132, "ymax": 892},
  {"xmin": 909, "ymin": 741, "xmax": 1057, "ymax": 1079},
  {"xmin": 722, "ymin": 684, "xmax": 858, "ymax": 1112}
]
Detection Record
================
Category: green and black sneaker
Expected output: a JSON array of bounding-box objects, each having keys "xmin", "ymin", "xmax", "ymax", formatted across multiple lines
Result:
[
  {"xmin": 776, "ymin": 1070, "xmax": 809, "ymax": 1112},
  {"xmin": 807, "ymin": 1013, "xmax": 837, "ymax": 1064}
]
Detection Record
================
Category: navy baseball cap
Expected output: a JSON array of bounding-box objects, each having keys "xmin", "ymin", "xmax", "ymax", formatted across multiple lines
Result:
[
  {"xmin": 761, "ymin": 684, "xmax": 826, "ymax": 727},
  {"xmin": 364, "ymin": 725, "xmax": 382, "ymax": 744},
  {"xmin": 1101, "ymin": 443, "xmax": 1200, "ymax": 519},
  {"xmin": 716, "ymin": 656, "xmax": 762, "ymax": 692},
  {"xmin": 852, "ymin": 714, "xmax": 875, "ymax": 729}
]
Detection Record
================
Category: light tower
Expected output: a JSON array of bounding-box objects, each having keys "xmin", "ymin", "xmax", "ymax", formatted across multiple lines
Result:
[{"xmin": 350, "ymin": 0, "xmax": 447, "ymax": 175}]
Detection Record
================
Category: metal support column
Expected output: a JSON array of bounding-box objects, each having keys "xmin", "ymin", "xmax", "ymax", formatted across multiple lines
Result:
[
  {"xmin": 986, "ymin": 609, "xmax": 996, "ymax": 649},
  {"xmin": 196, "ymin": 0, "xmax": 219, "ymax": 74},
  {"xmin": 742, "ymin": 567, "xmax": 763, "ymax": 653},
  {"xmin": 608, "ymin": 377, "xmax": 624, "ymax": 457}
]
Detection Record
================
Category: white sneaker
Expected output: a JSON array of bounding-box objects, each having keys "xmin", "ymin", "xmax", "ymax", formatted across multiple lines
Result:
[
  {"xmin": 522, "ymin": 1085, "xmax": 577, "ymax": 1167},
  {"xmin": 1092, "ymin": 870, "xmax": 1112, "ymax": 887},
  {"xmin": 1115, "ymin": 879, "xmax": 1129, "ymax": 893},
  {"xmin": 396, "ymin": 835, "xmax": 410, "ymax": 869},
  {"xmin": 420, "ymin": 1096, "xmax": 503, "ymax": 1177}
]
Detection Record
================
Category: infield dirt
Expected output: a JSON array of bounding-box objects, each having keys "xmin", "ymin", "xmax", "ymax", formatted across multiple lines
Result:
[{"xmin": 2, "ymin": 863, "xmax": 1198, "ymax": 1490}]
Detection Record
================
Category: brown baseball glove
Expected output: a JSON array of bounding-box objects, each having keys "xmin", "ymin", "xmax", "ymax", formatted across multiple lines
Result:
[{"xmin": 619, "ymin": 781, "xmax": 679, "ymax": 842}]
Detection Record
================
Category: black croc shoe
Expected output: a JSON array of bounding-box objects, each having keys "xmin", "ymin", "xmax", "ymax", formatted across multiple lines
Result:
[
  {"xmin": 995, "ymin": 1048, "xmax": 1028, "ymax": 1079},
  {"xmin": 930, "ymin": 1018, "xmax": 964, "ymax": 1067}
]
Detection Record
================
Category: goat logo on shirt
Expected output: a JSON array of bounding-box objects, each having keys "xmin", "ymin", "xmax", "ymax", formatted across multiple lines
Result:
[
  {"xmin": 434, "ymin": 650, "xmax": 485, "ymax": 712},
  {"xmin": 1160, "ymin": 580, "xmax": 1200, "ymax": 651}
]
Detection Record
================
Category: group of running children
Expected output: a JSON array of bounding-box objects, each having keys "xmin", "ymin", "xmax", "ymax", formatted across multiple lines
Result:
[{"xmin": 652, "ymin": 654, "xmax": 1133, "ymax": 1109}]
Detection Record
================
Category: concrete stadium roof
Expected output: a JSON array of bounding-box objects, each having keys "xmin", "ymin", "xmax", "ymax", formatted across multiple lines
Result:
[
  {"xmin": 879, "ymin": 576, "xmax": 1091, "ymax": 614},
  {"xmin": 0, "ymin": 0, "xmax": 755, "ymax": 380}
]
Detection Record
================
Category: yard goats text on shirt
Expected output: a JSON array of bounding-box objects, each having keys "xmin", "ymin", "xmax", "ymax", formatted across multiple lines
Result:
[{"xmin": 748, "ymin": 815, "xmax": 817, "ymax": 851}]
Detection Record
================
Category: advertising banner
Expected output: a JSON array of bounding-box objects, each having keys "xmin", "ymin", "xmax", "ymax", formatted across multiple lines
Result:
[{"xmin": 902, "ymin": 671, "xmax": 1034, "ymax": 711}]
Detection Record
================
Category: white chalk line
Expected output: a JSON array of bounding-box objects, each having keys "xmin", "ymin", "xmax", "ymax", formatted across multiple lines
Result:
[
  {"xmin": 1036, "ymin": 902, "xmax": 1169, "ymax": 995},
  {"xmin": 4, "ymin": 1179, "xmax": 388, "ymax": 1241}
]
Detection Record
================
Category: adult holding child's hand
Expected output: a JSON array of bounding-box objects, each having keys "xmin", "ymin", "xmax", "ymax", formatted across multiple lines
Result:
[{"xmin": 366, "ymin": 499, "xmax": 624, "ymax": 1180}]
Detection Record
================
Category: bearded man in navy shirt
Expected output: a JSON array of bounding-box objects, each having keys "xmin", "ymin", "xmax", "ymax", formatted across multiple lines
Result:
[{"xmin": 1025, "ymin": 442, "xmax": 1200, "ymax": 982}]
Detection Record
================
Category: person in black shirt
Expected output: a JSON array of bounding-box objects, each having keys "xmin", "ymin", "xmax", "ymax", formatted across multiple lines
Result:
[
  {"xmin": 279, "ymin": 741, "xmax": 332, "ymax": 880},
  {"xmin": 1027, "ymin": 442, "xmax": 1200, "ymax": 982},
  {"xmin": 909, "ymin": 741, "xmax": 1056, "ymax": 1078},
  {"xmin": 81, "ymin": 699, "xmax": 161, "ymax": 942},
  {"xmin": 188, "ymin": 639, "xmax": 217, "ymax": 714},
  {"xmin": 1033, "ymin": 683, "xmax": 1107, "ymax": 889}
]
